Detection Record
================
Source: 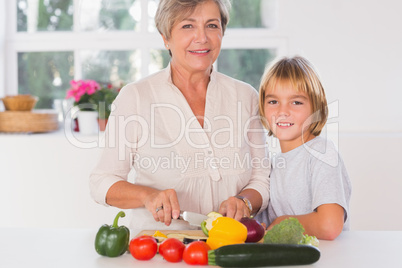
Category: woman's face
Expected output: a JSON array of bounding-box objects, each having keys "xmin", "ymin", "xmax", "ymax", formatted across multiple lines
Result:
[{"xmin": 164, "ymin": 0, "xmax": 223, "ymax": 74}]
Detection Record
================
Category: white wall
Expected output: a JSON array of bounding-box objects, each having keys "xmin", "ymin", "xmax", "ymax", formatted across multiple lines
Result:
[
  {"xmin": 339, "ymin": 133, "xmax": 402, "ymax": 230},
  {"xmin": 0, "ymin": 0, "xmax": 5, "ymax": 99},
  {"xmin": 277, "ymin": 0, "xmax": 402, "ymax": 133},
  {"xmin": 275, "ymin": 0, "xmax": 402, "ymax": 230},
  {"xmin": 1, "ymin": 0, "xmax": 402, "ymax": 231},
  {"xmin": 0, "ymin": 133, "xmax": 125, "ymax": 229}
]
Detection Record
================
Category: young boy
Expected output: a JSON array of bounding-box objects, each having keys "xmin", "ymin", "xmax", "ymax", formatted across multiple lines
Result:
[{"xmin": 255, "ymin": 56, "xmax": 352, "ymax": 240}]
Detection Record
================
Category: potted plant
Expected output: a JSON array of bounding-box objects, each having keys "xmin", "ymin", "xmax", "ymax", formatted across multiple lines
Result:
[
  {"xmin": 66, "ymin": 80, "xmax": 101, "ymax": 134},
  {"xmin": 90, "ymin": 84, "xmax": 120, "ymax": 131},
  {"xmin": 66, "ymin": 80, "xmax": 121, "ymax": 132}
]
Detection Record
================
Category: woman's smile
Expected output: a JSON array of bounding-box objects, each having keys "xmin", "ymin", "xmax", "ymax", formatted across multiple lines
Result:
[{"xmin": 188, "ymin": 49, "xmax": 211, "ymax": 54}]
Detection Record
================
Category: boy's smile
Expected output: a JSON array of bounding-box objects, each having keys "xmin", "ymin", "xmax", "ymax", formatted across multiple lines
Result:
[
  {"xmin": 264, "ymin": 81, "xmax": 315, "ymax": 153},
  {"xmin": 276, "ymin": 122, "xmax": 294, "ymax": 127}
]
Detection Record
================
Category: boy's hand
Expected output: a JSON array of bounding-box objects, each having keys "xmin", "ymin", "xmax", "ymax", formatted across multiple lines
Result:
[{"xmin": 267, "ymin": 215, "xmax": 289, "ymax": 230}]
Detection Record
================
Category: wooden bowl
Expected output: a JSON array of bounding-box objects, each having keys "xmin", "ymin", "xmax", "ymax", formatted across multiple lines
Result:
[{"xmin": 1, "ymin": 95, "xmax": 39, "ymax": 111}]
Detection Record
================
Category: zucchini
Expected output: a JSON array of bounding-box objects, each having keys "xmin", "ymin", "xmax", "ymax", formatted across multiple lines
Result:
[
  {"xmin": 182, "ymin": 237, "xmax": 207, "ymax": 244},
  {"xmin": 208, "ymin": 243, "xmax": 320, "ymax": 267}
]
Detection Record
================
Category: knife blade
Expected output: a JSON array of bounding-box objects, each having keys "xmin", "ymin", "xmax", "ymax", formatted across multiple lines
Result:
[{"xmin": 179, "ymin": 211, "xmax": 208, "ymax": 227}]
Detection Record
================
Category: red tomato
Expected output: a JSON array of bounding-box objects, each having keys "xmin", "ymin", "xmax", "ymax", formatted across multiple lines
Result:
[
  {"xmin": 183, "ymin": 241, "xmax": 211, "ymax": 265},
  {"xmin": 159, "ymin": 238, "xmax": 185, "ymax": 263},
  {"xmin": 129, "ymin": 235, "xmax": 157, "ymax": 261}
]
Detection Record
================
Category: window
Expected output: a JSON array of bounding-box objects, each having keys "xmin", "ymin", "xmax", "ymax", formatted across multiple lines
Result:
[{"xmin": 3, "ymin": 0, "xmax": 287, "ymax": 109}]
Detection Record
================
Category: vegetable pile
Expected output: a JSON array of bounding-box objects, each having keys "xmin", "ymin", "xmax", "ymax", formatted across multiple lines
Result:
[
  {"xmin": 94, "ymin": 212, "xmax": 320, "ymax": 267},
  {"xmin": 208, "ymin": 217, "xmax": 320, "ymax": 267}
]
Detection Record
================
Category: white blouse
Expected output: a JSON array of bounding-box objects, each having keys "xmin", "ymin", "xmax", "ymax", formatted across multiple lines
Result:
[{"xmin": 89, "ymin": 66, "xmax": 270, "ymax": 233}]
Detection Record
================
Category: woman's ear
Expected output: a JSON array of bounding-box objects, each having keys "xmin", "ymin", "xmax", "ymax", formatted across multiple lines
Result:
[
  {"xmin": 161, "ymin": 35, "xmax": 169, "ymax": 49},
  {"xmin": 162, "ymin": 35, "xmax": 172, "ymax": 57}
]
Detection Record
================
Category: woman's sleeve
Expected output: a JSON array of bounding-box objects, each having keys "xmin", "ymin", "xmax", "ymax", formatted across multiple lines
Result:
[
  {"xmin": 89, "ymin": 85, "xmax": 140, "ymax": 206},
  {"xmin": 243, "ymin": 92, "xmax": 271, "ymax": 211}
]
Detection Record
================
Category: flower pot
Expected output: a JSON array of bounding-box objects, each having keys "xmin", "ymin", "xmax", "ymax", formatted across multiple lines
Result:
[
  {"xmin": 97, "ymin": 118, "xmax": 108, "ymax": 131},
  {"xmin": 77, "ymin": 111, "xmax": 98, "ymax": 135},
  {"xmin": 73, "ymin": 118, "xmax": 79, "ymax": 132}
]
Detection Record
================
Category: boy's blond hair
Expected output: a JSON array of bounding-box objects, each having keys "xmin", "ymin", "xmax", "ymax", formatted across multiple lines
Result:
[{"xmin": 259, "ymin": 56, "xmax": 328, "ymax": 136}]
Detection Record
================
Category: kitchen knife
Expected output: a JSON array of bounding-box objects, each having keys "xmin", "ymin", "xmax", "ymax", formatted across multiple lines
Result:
[{"xmin": 179, "ymin": 211, "xmax": 208, "ymax": 227}]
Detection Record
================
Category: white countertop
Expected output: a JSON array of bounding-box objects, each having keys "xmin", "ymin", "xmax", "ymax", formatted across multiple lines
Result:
[{"xmin": 0, "ymin": 228, "xmax": 401, "ymax": 268}]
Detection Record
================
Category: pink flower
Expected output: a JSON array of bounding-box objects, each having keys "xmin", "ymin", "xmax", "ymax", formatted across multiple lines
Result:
[{"xmin": 65, "ymin": 79, "xmax": 100, "ymax": 103}]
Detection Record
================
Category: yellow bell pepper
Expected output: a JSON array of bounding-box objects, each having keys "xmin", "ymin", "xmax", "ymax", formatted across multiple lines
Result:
[
  {"xmin": 152, "ymin": 230, "xmax": 168, "ymax": 238},
  {"xmin": 206, "ymin": 217, "xmax": 248, "ymax": 250}
]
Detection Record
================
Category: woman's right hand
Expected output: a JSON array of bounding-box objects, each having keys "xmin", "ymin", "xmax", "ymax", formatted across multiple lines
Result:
[{"xmin": 144, "ymin": 188, "xmax": 181, "ymax": 226}]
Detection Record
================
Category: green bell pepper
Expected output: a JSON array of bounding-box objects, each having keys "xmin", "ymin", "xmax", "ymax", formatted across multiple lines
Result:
[{"xmin": 95, "ymin": 211, "xmax": 130, "ymax": 257}]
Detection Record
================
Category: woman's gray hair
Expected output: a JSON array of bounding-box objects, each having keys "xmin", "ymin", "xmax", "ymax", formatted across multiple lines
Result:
[{"xmin": 155, "ymin": 0, "xmax": 231, "ymax": 40}]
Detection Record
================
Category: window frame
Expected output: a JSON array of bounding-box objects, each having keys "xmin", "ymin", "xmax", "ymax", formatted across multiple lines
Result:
[{"xmin": 2, "ymin": 0, "xmax": 287, "ymax": 97}]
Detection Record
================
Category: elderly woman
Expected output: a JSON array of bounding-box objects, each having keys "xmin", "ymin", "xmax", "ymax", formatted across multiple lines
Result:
[{"xmin": 89, "ymin": 0, "xmax": 270, "ymax": 233}]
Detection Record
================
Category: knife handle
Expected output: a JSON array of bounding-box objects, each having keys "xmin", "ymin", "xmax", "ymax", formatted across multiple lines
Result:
[{"xmin": 178, "ymin": 210, "xmax": 184, "ymax": 220}]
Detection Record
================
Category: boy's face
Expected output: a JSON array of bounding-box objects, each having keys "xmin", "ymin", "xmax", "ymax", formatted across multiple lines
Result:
[{"xmin": 264, "ymin": 81, "xmax": 315, "ymax": 152}]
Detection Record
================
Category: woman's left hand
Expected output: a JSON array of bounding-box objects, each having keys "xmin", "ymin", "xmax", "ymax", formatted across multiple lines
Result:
[{"xmin": 218, "ymin": 196, "xmax": 250, "ymax": 221}]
